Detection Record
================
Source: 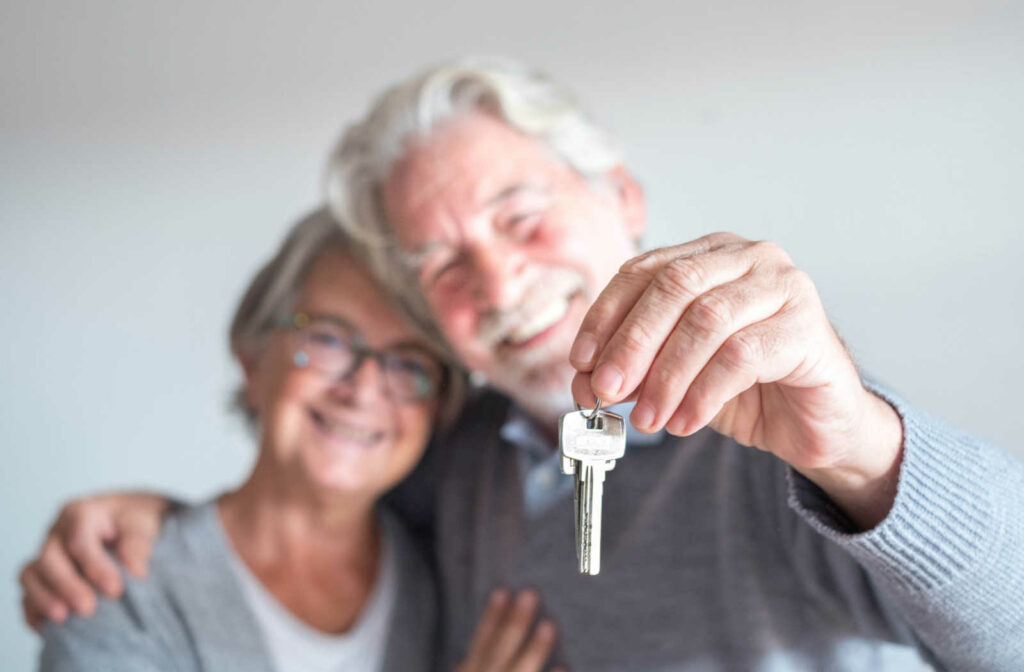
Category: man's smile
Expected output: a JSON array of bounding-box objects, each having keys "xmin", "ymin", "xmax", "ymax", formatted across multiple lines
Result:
[{"xmin": 501, "ymin": 292, "xmax": 574, "ymax": 348}]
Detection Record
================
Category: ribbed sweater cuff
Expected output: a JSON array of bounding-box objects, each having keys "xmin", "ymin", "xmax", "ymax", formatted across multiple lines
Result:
[{"xmin": 788, "ymin": 381, "xmax": 995, "ymax": 594}]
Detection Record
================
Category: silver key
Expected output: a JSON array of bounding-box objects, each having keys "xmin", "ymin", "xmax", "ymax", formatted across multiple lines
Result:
[{"xmin": 560, "ymin": 403, "xmax": 626, "ymax": 575}]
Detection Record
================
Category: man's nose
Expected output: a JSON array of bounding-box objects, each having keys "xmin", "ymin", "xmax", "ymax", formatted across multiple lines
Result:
[{"xmin": 468, "ymin": 240, "xmax": 528, "ymax": 310}]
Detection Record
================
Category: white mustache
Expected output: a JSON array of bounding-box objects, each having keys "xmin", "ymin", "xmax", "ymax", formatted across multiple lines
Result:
[{"xmin": 476, "ymin": 269, "xmax": 587, "ymax": 346}]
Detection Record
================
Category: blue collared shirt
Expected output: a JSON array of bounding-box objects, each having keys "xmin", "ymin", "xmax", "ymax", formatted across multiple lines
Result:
[{"xmin": 499, "ymin": 402, "xmax": 664, "ymax": 517}]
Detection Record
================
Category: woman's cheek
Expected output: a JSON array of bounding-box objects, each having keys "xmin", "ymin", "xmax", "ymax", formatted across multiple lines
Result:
[{"xmin": 400, "ymin": 405, "xmax": 434, "ymax": 456}]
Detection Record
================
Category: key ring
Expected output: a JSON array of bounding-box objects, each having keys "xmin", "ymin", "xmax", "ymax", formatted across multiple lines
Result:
[{"xmin": 575, "ymin": 396, "xmax": 603, "ymax": 420}]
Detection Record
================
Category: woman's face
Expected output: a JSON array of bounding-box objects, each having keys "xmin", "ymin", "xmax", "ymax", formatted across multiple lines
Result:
[{"xmin": 243, "ymin": 246, "xmax": 440, "ymax": 502}]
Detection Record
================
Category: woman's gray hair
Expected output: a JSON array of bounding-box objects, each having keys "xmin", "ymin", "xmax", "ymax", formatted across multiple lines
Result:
[
  {"xmin": 228, "ymin": 206, "xmax": 464, "ymax": 429},
  {"xmin": 230, "ymin": 207, "xmax": 346, "ymax": 366},
  {"xmin": 323, "ymin": 56, "xmax": 623, "ymax": 338}
]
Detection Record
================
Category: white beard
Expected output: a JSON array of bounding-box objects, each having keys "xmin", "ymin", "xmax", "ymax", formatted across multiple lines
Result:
[
  {"xmin": 489, "ymin": 354, "xmax": 576, "ymax": 424},
  {"xmin": 463, "ymin": 266, "xmax": 590, "ymax": 425}
]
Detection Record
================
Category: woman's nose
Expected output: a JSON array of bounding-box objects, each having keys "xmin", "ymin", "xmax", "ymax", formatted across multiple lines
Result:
[{"xmin": 330, "ymin": 355, "xmax": 388, "ymax": 404}]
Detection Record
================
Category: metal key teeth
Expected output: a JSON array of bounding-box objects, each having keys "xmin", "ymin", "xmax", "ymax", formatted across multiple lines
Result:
[
  {"xmin": 578, "ymin": 472, "xmax": 588, "ymax": 572},
  {"xmin": 580, "ymin": 498, "xmax": 593, "ymax": 573},
  {"xmin": 578, "ymin": 462, "xmax": 603, "ymax": 575},
  {"xmin": 559, "ymin": 407, "xmax": 626, "ymax": 577}
]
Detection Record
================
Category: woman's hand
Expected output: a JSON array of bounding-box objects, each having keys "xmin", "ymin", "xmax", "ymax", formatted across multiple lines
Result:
[
  {"xmin": 19, "ymin": 491, "xmax": 172, "ymax": 631},
  {"xmin": 457, "ymin": 589, "xmax": 563, "ymax": 672}
]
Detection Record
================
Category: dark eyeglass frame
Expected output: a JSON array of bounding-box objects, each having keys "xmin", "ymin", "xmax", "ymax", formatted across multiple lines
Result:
[{"xmin": 276, "ymin": 312, "xmax": 447, "ymax": 403}]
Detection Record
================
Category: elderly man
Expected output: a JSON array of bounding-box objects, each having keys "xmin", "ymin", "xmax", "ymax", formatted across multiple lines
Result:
[{"xmin": 21, "ymin": 58, "xmax": 1024, "ymax": 670}]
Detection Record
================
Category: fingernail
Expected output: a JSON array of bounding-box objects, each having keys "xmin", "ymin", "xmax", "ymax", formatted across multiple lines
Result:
[
  {"xmin": 666, "ymin": 415, "xmax": 687, "ymax": 436},
  {"xmin": 128, "ymin": 561, "xmax": 147, "ymax": 579},
  {"xmin": 570, "ymin": 335, "xmax": 598, "ymax": 367},
  {"xmin": 515, "ymin": 590, "xmax": 538, "ymax": 610},
  {"xmin": 632, "ymin": 402, "xmax": 655, "ymax": 430},
  {"xmin": 591, "ymin": 364, "xmax": 624, "ymax": 397},
  {"xmin": 490, "ymin": 589, "xmax": 510, "ymax": 607},
  {"xmin": 76, "ymin": 597, "xmax": 95, "ymax": 616},
  {"xmin": 103, "ymin": 579, "xmax": 122, "ymax": 597},
  {"xmin": 50, "ymin": 605, "xmax": 67, "ymax": 623},
  {"xmin": 537, "ymin": 620, "xmax": 556, "ymax": 640}
]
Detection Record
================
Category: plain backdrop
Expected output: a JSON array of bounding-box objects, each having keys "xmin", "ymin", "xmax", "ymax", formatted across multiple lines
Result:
[{"xmin": 2, "ymin": 0, "xmax": 1022, "ymax": 666}]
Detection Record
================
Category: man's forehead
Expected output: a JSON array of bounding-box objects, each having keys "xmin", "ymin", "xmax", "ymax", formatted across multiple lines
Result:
[
  {"xmin": 394, "ymin": 182, "xmax": 552, "ymax": 259},
  {"xmin": 382, "ymin": 113, "xmax": 560, "ymax": 248}
]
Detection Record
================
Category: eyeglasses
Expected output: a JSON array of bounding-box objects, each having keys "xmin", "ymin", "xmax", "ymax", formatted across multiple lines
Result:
[{"xmin": 277, "ymin": 312, "xmax": 446, "ymax": 403}]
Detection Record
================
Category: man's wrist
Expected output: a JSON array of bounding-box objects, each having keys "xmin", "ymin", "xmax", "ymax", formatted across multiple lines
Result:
[{"xmin": 796, "ymin": 390, "xmax": 905, "ymax": 531}]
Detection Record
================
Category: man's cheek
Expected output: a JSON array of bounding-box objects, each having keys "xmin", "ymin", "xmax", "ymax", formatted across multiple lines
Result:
[{"xmin": 432, "ymin": 299, "xmax": 478, "ymax": 346}]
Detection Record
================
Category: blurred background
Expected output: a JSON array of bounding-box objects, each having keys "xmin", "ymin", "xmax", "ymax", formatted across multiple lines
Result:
[{"xmin": 2, "ymin": 0, "xmax": 1022, "ymax": 665}]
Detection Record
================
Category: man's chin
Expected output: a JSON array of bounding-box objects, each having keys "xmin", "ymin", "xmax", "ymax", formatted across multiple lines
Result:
[{"xmin": 490, "ymin": 358, "xmax": 576, "ymax": 416}]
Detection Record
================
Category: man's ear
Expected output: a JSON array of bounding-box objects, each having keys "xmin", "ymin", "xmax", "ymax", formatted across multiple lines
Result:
[{"xmin": 608, "ymin": 166, "xmax": 647, "ymax": 239}]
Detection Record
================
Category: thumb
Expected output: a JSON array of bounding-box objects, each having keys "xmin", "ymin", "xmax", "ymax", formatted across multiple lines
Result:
[
  {"xmin": 571, "ymin": 371, "xmax": 640, "ymax": 412},
  {"xmin": 116, "ymin": 518, "xmax": 158, "ymax": 579}
]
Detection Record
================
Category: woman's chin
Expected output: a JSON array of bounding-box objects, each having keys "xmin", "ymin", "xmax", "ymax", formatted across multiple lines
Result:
[
  {"xmin": 266, "ymin": 421, "xmax": 423, "ymax": 502},
  {"xmin": 300, "ymin": 446, "xmax": 389, "ymax": 499}
]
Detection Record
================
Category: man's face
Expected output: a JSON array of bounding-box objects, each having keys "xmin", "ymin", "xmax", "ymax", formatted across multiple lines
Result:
[{"xmin": 382, "ymin": 112, "xmax": 645, "ymax": 411}]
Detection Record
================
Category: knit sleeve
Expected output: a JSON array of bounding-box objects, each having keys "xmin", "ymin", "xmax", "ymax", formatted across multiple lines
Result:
[
  {"xmin": 787, "ymin": 382, "xmax": 1024, "ymax": 671},
  {"xmin": 38, "ymin": 575, "xmax": 182, "ymax": 672}
]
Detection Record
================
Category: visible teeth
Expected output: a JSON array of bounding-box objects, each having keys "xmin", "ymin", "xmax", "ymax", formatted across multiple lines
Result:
[
  {"xmin": 314, "ymin": 412, "xmax": 381, "ymax": 444},
  {"xmin": 506, "ymin": 296, "xmax": 570, "ymax": 344}
]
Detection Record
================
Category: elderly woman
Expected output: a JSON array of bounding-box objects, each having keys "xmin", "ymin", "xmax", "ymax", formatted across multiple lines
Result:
[{"xmin": 36, "ymin": 209, "xmax": 558, "ymax": 672}]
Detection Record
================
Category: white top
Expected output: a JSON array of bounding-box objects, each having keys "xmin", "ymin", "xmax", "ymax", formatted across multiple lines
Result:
[{"xmin": 225, "ymin": 520, "xmax": 397, "ymax": 672}]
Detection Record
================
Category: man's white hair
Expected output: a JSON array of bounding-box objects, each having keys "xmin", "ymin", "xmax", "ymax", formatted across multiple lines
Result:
[{"xmin": 323, "ymin": 56, "xmax": 623, "ymax": 339}]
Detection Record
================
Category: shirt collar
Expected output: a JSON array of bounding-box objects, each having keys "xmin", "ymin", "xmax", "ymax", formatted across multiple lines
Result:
[{"xmin": 499, "ymin": 400, "xmax": 665, "ymax": 457}]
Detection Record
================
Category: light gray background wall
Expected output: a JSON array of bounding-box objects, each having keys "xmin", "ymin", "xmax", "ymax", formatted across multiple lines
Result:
[{"xmin": 2, "ymin": 0, "xmax": 1021, "ymax": 666}]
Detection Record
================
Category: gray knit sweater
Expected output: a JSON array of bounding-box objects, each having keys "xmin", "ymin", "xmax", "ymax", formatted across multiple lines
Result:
[
  {"xmin": 416, "ymin": 383, "xmax": 1024, "ymax": 671},
  {"xmin": 39, "ymin": 501, "xmax": 439, "ymax": 672}
]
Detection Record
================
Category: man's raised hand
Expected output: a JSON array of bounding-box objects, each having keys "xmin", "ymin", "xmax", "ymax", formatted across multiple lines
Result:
[{"xmin": 569, "ymin": 233, "xmax": 904, "ymax": 529}]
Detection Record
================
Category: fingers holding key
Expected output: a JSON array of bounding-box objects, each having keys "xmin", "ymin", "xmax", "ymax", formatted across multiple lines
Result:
[
  {"xmin": 569, "ymin": 232, "xmax": 746, "ymax": 377},
  {"xmin": 665, "ymin": 310, "xmax": 805, "ymax": 436},
  {"xmin": 667, "ymin": 279, "xmax": 836, "ymax": 439},
  {"xmin": 628, "ymin": 262, "xmax": 801, "ymax": 433},
  {"xmin": 573, "ymin": 236, "xmax": 783, "ymax": 407},
  {"xmin": 571, "ymin": 236, "xmax": 817, "ymax": 433}
]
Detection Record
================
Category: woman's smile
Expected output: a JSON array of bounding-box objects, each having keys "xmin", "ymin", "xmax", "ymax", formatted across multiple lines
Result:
[{"xmin": 308, "ymin": 406, "xmax": 388, "ymax": 449}]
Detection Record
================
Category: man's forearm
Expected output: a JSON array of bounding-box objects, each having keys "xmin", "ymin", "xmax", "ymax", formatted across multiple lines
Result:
[{"xmin": 787, "ymin": 387, "xmax": 1024, "ymax": 670}]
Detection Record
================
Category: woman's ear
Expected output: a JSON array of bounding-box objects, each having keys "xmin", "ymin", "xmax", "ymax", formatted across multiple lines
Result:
[
  {"xmin": 608, "ymin": 165, "xmax": 647, "ymax": 240},
  {"xmin": 238, "ymin": 353, "xmax": 261, "ymax": 414}
]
